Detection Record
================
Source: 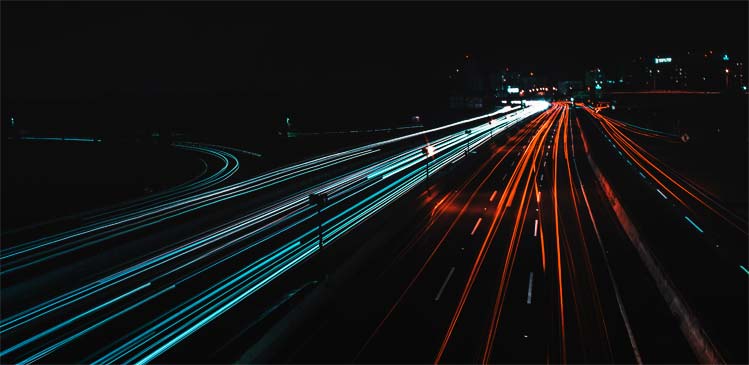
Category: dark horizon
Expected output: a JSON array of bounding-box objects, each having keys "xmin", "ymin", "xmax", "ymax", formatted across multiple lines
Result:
[
  {"xmin": 2, "ymin": 1, "xmax": 748, "ymax": 143},
  {"xmin": 3, "ymin": 2, "xmax": 747, "ymax": 100}
]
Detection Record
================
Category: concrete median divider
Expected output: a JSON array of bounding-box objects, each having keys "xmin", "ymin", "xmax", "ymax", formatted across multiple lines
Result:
[{"xmin": 585, "ymin": 152, "xmax": 724, "ymax": 365}]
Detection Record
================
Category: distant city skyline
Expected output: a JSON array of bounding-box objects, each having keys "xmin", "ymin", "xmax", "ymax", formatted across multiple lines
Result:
[{"xmin": 3, "ymin": 2, "xmax": 747, "ymax": 101}]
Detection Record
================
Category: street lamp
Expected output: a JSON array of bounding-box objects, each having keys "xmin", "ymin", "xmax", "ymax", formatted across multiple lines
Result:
[
  {"xmin": 725, "ymin": 68, "xmax": 730, "ymax": 89},
  {"xmin": 421, "ymin": 145, "xmax": 436, "ymax": 190},
  {"xmin": 465, "ymin": 129, "xmax": 472, "ymax": 155},
  {"xmin": 309, "ymin": 193, "xmax": 329, "ymax": 251}
]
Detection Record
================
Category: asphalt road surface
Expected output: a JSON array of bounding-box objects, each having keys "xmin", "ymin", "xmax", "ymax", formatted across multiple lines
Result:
[{"xmin": 2, "ymin": 102, "xmax": 746, "ymax": 364}]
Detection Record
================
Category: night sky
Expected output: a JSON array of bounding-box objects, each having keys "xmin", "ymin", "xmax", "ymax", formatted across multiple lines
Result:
[{"xmin": 2, "ymin": 1, "xmax": 747, "ymax": 133}]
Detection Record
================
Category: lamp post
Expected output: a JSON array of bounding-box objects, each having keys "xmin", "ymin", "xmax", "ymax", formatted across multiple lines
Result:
[
  {"xmin": 309, "ymin": 193, "xmax": 329, "ymax": 251},
  {"xmin": 465, "ymin": 129, "xmax": 472, "ymax": 155},
  {"xmin": 725, "ymin": 68, "xmax": 730, "ymax": 89},
  {"xmin": 421, "ymin": 145, "xmax": 436, "ymax": 190}
]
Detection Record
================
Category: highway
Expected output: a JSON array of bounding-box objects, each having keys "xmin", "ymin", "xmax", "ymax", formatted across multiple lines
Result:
[
  {"xmin": 274, "ymin": 103, "xmax": 747, "ymax": 364},
  {"xmin": 1, "ymin": 101, "xmax": 745, "ymax": 364},
  {"xmin": 0, "ymin": 103, "xmax": 547, "ymax": 364}
]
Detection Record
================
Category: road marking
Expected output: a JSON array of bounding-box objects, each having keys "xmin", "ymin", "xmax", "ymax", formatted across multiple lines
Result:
[
  {"xmin": 534, "ymin": 219, "xmax": 538, "ymax": 237},
  {"xmin": 656, "ymin": 189, "xmax": 668, "ymax": 200},
  {"xmin": 684, "ymin": 216, "xmax": 704, "ymax": 233},
  {"xmin": 543, "ymin": 160, "xmax": 546, "ymax": 167},
  {"xmin": 526, "ymin": 272, "xmax": 534, "ymax": 304},
  {"xmin": 489, "ymin": 190, "xmax": 497, "ymax": 202},
  {"xmin": 471, "ymin": 218, "xmax": 483, "ymax": 236},
  {"xmin": 435, "ymin": 267, "xmax": 456, "ymax": 301},
  {"xmin": 639, "ymin": 172, "xmax": 647, "ymax": 179},
  {"xmin": 502, "ymin": 173, "xmax": 507, "ymax": 181},
  {"xmin": 540, "ymin": 173, "xmax": 544, "ymax": 182},
  {"xmin": 740, "ymin": 265, "xmax": 749, "ymax": 275}
]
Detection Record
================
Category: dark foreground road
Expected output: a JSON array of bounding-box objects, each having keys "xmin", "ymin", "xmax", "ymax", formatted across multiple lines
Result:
[{"xmin": 1, "ymin": 102, "xmax": 745, "ymax": 364}]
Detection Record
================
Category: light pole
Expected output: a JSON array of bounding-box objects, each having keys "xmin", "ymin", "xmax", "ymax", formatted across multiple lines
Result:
[
  {"xmin": 725, "ymin": 68, "xmax": 730, "ymax": 89},
  {"xmin": 465, "ymin": 129, "xmax": 472, "ymax": 155},
  {"xmin": 421, "ymin": 145, "xmax": 436, "ymax": 190},
  {"xmin": 309, "ymin": 193, "xmax": 329, "ymax": 251}
]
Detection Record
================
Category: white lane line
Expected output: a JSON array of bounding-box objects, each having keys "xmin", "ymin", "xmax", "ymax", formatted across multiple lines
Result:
[
  {"xmin": 489, "ymin": 190, "xmax": 497, "ymax": 202},
  {"xmin": 534, "ymin": 219, "xmax": 538, "ymax": 237},
  {"xmin": 684, "ymin": 216, "xmax": 704, "ymax": 233},
  {"xmin": 435, "ymin": 267, "xmax": 456, "ymax": 301},
  {"xmin": 543, "ymin": 160, "xmax": 546, "ymax": 167},
  {"xmin": 656, "ymin": 189, "xmax": 668, "ymax": 200},
  {"xmin": 540, "ymin": 173, "xmax": 544, "ymax": 182},
  {"xmin": 471, "ymin": 218, "xmax": 483, "ymax": 236},
  {"xmin": 526, "ymin": 272, "xmax": 534, "ymax": 304},
  {"xmin": 502, "ymin": 173, "xmax": 507, "ymax": 181}
]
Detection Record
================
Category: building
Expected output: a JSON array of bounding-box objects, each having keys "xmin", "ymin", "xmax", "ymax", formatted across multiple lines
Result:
[{"xmin": 612, "ymin": 50, "xmax": 747, "ymax": 91}]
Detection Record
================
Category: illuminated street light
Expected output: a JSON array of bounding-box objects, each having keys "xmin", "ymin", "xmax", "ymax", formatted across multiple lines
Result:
[
  {"xmin": 424, "ymin": 145, "xmax": 436, "ymax": 157},
  {"xmin": 725, "ymin": 68, "xmax": 730, "ymax": 88}
]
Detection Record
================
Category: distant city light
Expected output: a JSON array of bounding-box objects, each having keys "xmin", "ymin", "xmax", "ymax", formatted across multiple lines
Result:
[
  {"xmin": 507, "ymin": 86, "xmax": 519, "ymax": 94},
  {"xmin": 595, "ymin": 84, "xmax": 602, "ymax": 90},
  {"xmin": 10, "ymin": 116, "xmax": 14, "ymax": 127},
  {"xmin": 723, "ymin": 54, "xmax": 729, "ymax": 61},
  {"xmin": 654, "ymin": 57, "xmax": 672, "ymax": 64}
]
